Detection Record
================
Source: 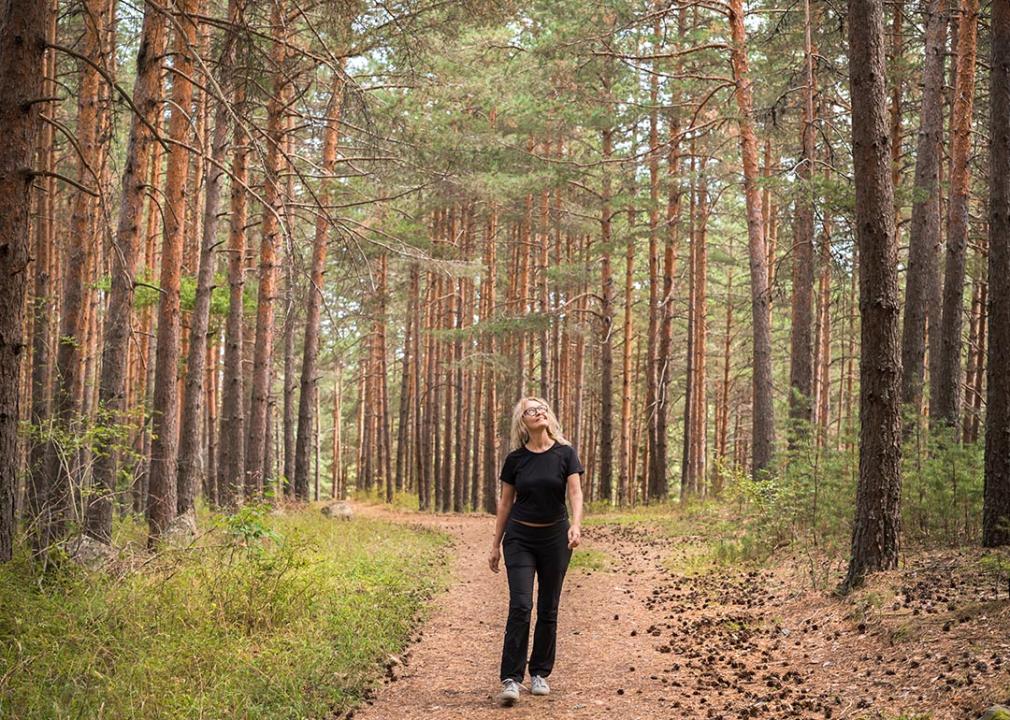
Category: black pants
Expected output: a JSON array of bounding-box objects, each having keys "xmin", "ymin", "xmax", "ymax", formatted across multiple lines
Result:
[{"xmin": 499, "ymin": 515, "xmax": 573, "ymax": 682}]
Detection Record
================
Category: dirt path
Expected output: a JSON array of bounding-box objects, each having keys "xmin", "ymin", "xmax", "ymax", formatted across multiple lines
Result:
[
  {"xmin": 349, "ymin": 503, "xmax": 1010, "ymax": 720},
  {"xmin": 350, "ymin": 503, "xmax": 676, "ymax": 720}
]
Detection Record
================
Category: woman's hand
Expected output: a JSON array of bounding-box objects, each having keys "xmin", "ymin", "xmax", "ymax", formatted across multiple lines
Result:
[
  {"xmin": 488, "ymin": 546, "xmax": 501, "ymax": 573},
  {"xmin": 567, "ymin": 524, "xmax": 581, "ymax": 549}
]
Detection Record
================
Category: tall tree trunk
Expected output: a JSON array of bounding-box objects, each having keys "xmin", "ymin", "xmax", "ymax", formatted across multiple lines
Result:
[
  {"xmin": 814, "ymin": 212, "xmax": 833, "ymax": 444},
  {"xmin": 176, "ymin": 96, "xmax": 231, "ymax": 514},
  {"xmin": 645, "ymin": 10, "xmax": 662, "ymax": 504},
  {"xmin": 395, "ymin": 272, "xmax": 413, "ymax": 495},
  {"xmin": 841, "ymin": 0, "xmax": 902, "ymax": 592},
  {"xmin": 88, "ymin": 3, "xmax": 167, "ymax": 540},
  {"xmin": 482, "ymin": 200, "xmax": 499, "ymax": 513},
  {"xmin": 43, "ymin": 0, "xmax": 107, "ymax": 550},
  {"xmin": 217, "ymin": 84, "xmax": 247, "ymax": 508},
  {"xmin": 681, "ymin": 168, "xmax": 696, "ymax": 501},
  {"xmin": 888, "ymin": 0, "xmax": 905, "ymax": 204},
  {"xmin": 686, "ymin": 164, "xmax": 710, "ymax": 495},
  {"xmin": 983, "ymin": 0, "xmax": 1010, "ymax": 547},
  {"xmin": 148, "ymin": 0, "xmax": 199, "ymax": 541},
  {"xmin": 294, "ymin": 68, "xmax": 344, "ymax": 501},
  {"xmin": 964, "ymin": 274, "xmax": 986, "ymax": 442},
  {"xmin": 654, "ymin": 104, "xmax": 683, "ymax": 502},
  {"xmin": 245, "ymin": 0, "xmax": 287, "ymax": 496},
  {"xmin": 620, "ymin": 180, "xmax": 635, "ymax": 508},
  {"xmin": 900, "ymin": 0, "xmax": 947, "ymax": 426},
  {"xmin": 598, "ymin": 62, "xmax": 616, "ymax": 503},
  {"xmin": 332, "ymin": 367, "xmax": 343, "ymax": 499},
  {"xmin": 715, "ymin": 258, "xmax": 735, "ymax": 494},
  {"xmin": 26, "ymin": 4, "xmax": 57, "ymax": 533},
  {"xmin": 204, "ymin": 331, "xmax": 219, "ymax": 505},
  {"xmin": 728, "ymin": 0, "xmax": 775, "ymax": 476},
  {"xmin": 281, "ymin": 227, "xmax": 296, "ymax": 496},
  {"xmin": 177, "ymin": 7, "xmax": 242, "ymax": 513},
  {"xmin": 0, "ymin": 0, "xmax": 47, "ymax": 562},
  {"xmin": 788, "ymin": 0, "xmax": 817, "ymax": 438},
  {"xmin": 414, "ymin": 263, "xmax": 428, "ymax": 510},
  {"xmin": 934, "ymin": 0, "xmax": 979, "ymax": 434}
]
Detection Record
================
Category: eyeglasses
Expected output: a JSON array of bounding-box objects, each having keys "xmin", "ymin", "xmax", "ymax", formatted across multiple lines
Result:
[{"xmin": 523, "ymin": 405, "xmax": 548, "ymax": 417}]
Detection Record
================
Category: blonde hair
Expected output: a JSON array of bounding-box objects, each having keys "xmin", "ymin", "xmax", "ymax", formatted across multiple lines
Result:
[{"xmin": 507, "ymin": 396, "xmax": 572, "ymax": 451}]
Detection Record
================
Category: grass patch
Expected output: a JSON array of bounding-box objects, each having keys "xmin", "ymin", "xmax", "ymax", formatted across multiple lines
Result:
[
  {"xmin": 350, "ymin": 487, "xmax": 423, "ymax": 513},
  {"xmin": 0, "ymin": 504, "xmax": 451, "ymax": 720},
  {"xmin": 569, "ymin": 548, "xmax": 608, "ymax": 572},
  {"xmin": 582, "ymin": 499, "xmax": 769, "ymax": 576}
]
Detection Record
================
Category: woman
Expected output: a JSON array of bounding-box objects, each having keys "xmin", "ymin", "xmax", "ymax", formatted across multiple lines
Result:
[{"xmin": 488, "ymin": 396, "xmax": 585, "ymax": 707}]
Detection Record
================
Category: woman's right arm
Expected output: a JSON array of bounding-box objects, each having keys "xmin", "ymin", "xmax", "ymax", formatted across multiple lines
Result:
[{"xmin": 488, "ymin": 483, "xmax": 515, "ymax": 573}]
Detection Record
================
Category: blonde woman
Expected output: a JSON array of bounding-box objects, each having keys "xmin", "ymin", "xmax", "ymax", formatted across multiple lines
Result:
[{"xmin": 488, "ymin": 396, "xmax": 585, "ymax": 707}]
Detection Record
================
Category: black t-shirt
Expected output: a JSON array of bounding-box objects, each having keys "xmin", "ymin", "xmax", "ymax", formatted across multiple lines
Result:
[{"xmin": 499, "ymin": 441, "xmax": 585, "ymax": 523}]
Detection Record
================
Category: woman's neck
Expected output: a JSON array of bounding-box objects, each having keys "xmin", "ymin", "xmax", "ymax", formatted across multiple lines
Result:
[{"xmin": 525, "ymin": 429, "xmax": 553, "ymax": 451}]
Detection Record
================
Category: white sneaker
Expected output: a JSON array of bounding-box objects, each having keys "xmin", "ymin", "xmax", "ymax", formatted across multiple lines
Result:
[
  {"xmin": 531, "ymin": 675, "xmax": 550, "ymax": 695},
  {"xmin": 498, "ymin": 678, "xmax": 521, "ymax": 706}
]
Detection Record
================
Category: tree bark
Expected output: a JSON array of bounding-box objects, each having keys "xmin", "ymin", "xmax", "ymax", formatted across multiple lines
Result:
[
  {"xmin": 983, "ymin": 0, "xmax": 1010, "ymax": 547},
  {"xmin": 934, "ymin": 0, "xmax": 979, "ymax": 433},
  {"xmin": 26, "ymin": 4, "xmax": 57, "ymax": 534},
  {"xmin": 43, "ymin": 0, "xmax": 108, "ymax": 550},
  {"xmin": 177, "ymin": 56, "xmax": 235, "ymax": 513},
  {"xmin": 0, "ymin": 0, "xmax": 47, "ymax": 562},
  {"xmin": 294, "ymin": 68, "xmax": 345, "ymax": 501},
  {"xmin": 900, "ymin": 0, "xmax": 948, "ymax": 426},
  {"xmin": 788, "ymin": 0, "xmax": 817, "ymax": 437},
  {"xmin": 482, "ymin": 199, "xmax": 499, "ymax": 513},
  {"xmin": 728, "ymin": 0, "xmax": 775, "ymax": 476},
  {"xmin": 245, "ymin": 0, "xmax": 287, "ymax": 496},
  {"xmin": 87, "ymin": 2, "xmax": 167, "ymax": 540},
  {"xmin": 645, "ymin": 11, "xmax": 662, "ymax": 504},
  {"xmin": 653, "ymin": 102, "xmax": 683, "ymax": 502},
  {"xmin": 841, "ymin": 0, "xmax": 902, "ymax": 592},
  {"xmin": 148, "ymin": 0, "xmax": 199, "ymax": 541},
  {"xmin": 216, "ymin": 0, "xmax": 248, "ymax": 509}
]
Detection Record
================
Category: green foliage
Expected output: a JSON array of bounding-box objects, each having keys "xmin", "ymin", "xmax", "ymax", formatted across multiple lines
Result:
[
  {"xmin": 0, "ymin": 508, "xmax": 451, "ymax": 720},
  {"xmin": 901, "ymin": 424, "xmax": 985, "ymax": 545},
  {"xmin": 979, "ymin": 548, "xmax": 1010, "ymax": 599},
  {"xmin": 20, "ymin": 403, "xmax": 146, "ymax": 531},
  {"xmin": 132, "ymin": 266, "xmax": 163, "ymax": 309},
  {"xmin": 714, "ymin": 427, "xmax": 856, "ymax": 568},
  {"xmin": 706, "ymin": 417, "xmax": 987, "ymax": 582},
  {"xmin": 179, "ymin": 271, "xmax": 232, "ymax": 317}
]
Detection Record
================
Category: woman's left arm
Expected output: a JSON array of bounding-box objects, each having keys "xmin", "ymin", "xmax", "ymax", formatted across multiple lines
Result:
[{"xmin": 566, "ymin": 473, "xmax": 583, "ymax": 549}]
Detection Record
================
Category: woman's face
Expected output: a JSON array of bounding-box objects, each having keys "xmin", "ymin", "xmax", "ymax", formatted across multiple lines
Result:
[{"xmin": 522, "ymin": 400, "xmax": 549, "ymax": 432}]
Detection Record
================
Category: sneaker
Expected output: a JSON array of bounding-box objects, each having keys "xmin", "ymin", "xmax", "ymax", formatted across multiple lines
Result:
[
  {"xmin": 497, "ymin": 678, "xmax": 521, "ymax": 706},
  {"xmin": 531, "ymin": 675, "xmax": 550, "ymax": 696}
]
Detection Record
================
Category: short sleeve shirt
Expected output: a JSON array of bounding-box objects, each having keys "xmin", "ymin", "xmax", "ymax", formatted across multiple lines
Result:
[{"xmin": 499, "ymin": 441, "xmax": 585, "ymax": 523}]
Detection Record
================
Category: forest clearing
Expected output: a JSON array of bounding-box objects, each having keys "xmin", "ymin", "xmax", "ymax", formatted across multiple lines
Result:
[{"xmin": 3, "ymin": 0, "xmax": 1010, "ymax": 717}]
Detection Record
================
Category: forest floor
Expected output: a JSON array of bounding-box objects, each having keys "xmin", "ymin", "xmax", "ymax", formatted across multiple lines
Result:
[{"xmin": 347, "ymin": 501, "xmax": 1010, "ymax": 720}]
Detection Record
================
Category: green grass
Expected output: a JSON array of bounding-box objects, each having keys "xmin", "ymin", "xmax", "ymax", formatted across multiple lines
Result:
[
  {"xmin": 569, "ymin": 548, "xmax": 608, "ymax": 572},
  {"xmin": 581, "ymin": 498, "xmax": 770, "ymax": 575},
  {"xmin": 349, "ymin": 487, "xmax": 423, "ymax": 512},
  {"xmin": 0, "ymin": 504, "xmax": 451, "ymax": 720}
]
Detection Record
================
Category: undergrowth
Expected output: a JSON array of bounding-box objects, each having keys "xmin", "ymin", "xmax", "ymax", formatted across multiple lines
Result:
[{"xmin": 0, "ymin": 503, "xmax": 451, "ymax": 720}]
